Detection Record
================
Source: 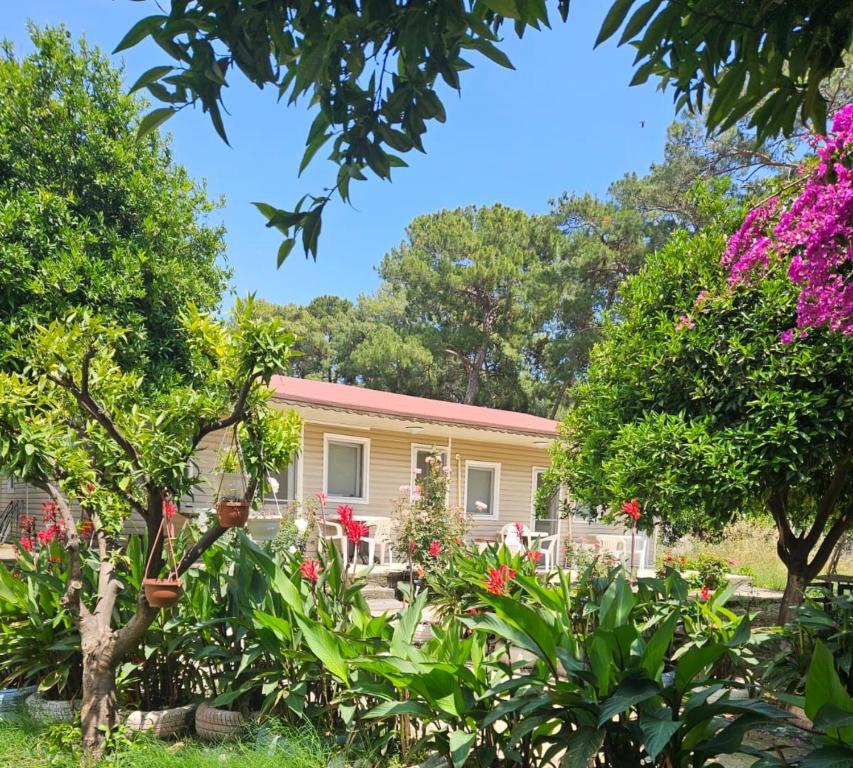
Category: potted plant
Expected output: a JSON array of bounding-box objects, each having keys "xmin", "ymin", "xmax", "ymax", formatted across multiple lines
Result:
[
  {"xmin": 214, "ymin": 447, "xmax": 250, "ymax": 528},
  {"xmin": 141, "ymin": 499, "xmax": 182, "ymax": 608}
]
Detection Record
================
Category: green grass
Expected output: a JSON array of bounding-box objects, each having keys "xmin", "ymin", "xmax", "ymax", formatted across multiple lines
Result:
[
  {"xmin": 0, "ymin": 716, "xmax": 370, "ymax": 768},
  {"xmin": 660, "ymin": 519, "xmax": 853, "ymax": 591}
]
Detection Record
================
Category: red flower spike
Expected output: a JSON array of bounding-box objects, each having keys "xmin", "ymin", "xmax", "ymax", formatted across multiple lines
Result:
[
  {"xmin": 162, "ymin": 499, "xmax": 177, "ymax": 520},
  {"xmin": 19, "ymin": 536, "xmax": 33, "ymax": 553},
  {"xmin": 621, "ymin": 498, "xmax": 641, "ymax": 522},
  {"xmin": 299, "ymin": 559, "xmax": 321, "ymax": 583},
  {"xmin": 428, "ymin": 540, "xmax": 442, "ymax": 557},
  {"xmin": 337, "ymin": 504, "xmax": 354, "ymax": 527},
  {"xmin": 699, "ymin": 585, "xmax": 711, "ymax": 601},
  {"xmin": 345, "ymin": 519, "xmax": 369, "ymax": 545},
  {"xmin": 526, "ymin": 550, "xmax": 542, "ymax": 563},
  {"xmin": 484, "ymin": 564, "xmax": 517, "ymax": 595}
]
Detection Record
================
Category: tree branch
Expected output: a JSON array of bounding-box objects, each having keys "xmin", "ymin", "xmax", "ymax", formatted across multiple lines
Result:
[
  {"xmin": 38, "ymin": 479, "xmax": 91, "ymax": 620},
  {"xmin": 92, "ymin": 512, "xmax": 123, "ymax": 625},
  {"xmin": 192, "ymin": 373, "xmax": 257, "ymax": 449},
  {"xmin": 802, "ymin": 455, "xmax": 851, "ymax": 553}
]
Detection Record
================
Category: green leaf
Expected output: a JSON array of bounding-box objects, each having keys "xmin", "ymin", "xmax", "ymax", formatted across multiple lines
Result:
[
  {"xmin": 136, "ymin": 107, "xmax": 175, "ymax": 140},
  {"xmin": 564, "ymin": 726, "xmax": 604, "ymax": 768},
  {"xmin": 642, "ymin": 610, "xmax": 678, "ymax": 679},
  {"xmin": 675, "ymin": 644, "xmax": 726, "ymax": 693},
  {"xmin": 113, "ymin": 15, "xmax": 166, "ymax": 53},
  {"xmin": 805, "ymin": 641, "xmax": 853, "ymax": 742},
  {"xmin": 276, "ymin": 238, "xmax": 295, "ymax": 267},
  {"xmin": 598, "ymin": 677, "xmax": 660, "ymax": 725},
  {"xmin": 449, "ymin": 730, "xmax": 476, "ymax": 768},
  {"xmin": 478, "ymin": 0, "xmax": 522, "ymax": 20},
  {"xmin": 595, "ymin": 0, "xmax": 636, "ymax": 47},
  {"xmin": 814, "ymin": 704, "xmax": 853, "ymax": 731},
  {"xmin": 799, "ymin": 745, "xmax": 853, "ymax": 768},
  {"xmin": 295, "ymin": 616, "xmax": 349, "ymax": 684},
  {"xmin": 129, "ymin": 65, "xmax": 174, "ymax": 94},
  {"xmin": 392, "ymin": 589, "xmax": 428, "ymax": 657},
  {"xmin": 640, "ymin": 716, "xmax": 680, "ymax": 760},
  {"xmin": 364, "ymin": 700, "xmax": 432, "ymax": 720}
]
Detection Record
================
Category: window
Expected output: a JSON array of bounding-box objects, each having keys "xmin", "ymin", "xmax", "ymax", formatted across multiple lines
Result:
[
  {"xmin": 532, "ymin": 468, "xmax": 560, "ymax": 536},
  {"xmin": 411, "ymin": 445, "xmax": 449, "ymax": 497},
  {"xmin": 465, "ymin": 461, "xmax": 500, "ymax": 518},
  {"xmin": 324, "ymin": 435, "xmax": 369, "ymax": 502},
  {"xmin": 265, "ymin": 457, "xmax": 299, "ymax": 504}
]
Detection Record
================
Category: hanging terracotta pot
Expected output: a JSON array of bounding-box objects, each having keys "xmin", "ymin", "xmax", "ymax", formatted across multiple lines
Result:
[
  {"xmin": 216, "ymin": 499, "xmax": 250, "ymax": 528},
  {"xmin": 142, "ymin": 578, "xmax": 182, "ymax": 608}
]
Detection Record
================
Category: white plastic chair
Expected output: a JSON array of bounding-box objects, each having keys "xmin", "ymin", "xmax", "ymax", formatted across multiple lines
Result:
[
  {"xmin": 500, "ymin": 523, "xmax": 527, "ymax": 556},
  {"xmin": 363, "ymin": 518, "xmax": 395, "ymax": 565},
  {"xmin": 534, "ymin": 534, "xmax": 560, "ymax": 570},
  {"xmin": 317, "ymin": 521, "xmax": 348, "ymax": 565}
]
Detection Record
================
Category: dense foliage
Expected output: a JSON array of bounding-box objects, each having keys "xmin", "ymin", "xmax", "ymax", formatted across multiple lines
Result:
[
  {"xmin": 0, "ymin": 27, "xmax": 228, "ymax": 376},
  {"xmin": 553, "ymin": 188, "xmax": 852, "ymax": 620},
  {"xmin": 118, "ymin": 0, "xmax": 851, "ymax": 260}
]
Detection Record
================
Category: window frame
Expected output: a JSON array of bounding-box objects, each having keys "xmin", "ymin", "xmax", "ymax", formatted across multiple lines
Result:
[
  {"xmin": 410, "ymin": 443, "xmax": 450, "ymax": 500},
  {"xmin": 323, "ymin": 433, "xmax": 370, "ymax": 504},
  {"xmin": 531, "ymin": 466, "xmax": 562, "ymax": 536},
  {"xmin": 264, "ymin": 453, "xmax": 301, "ymax": 505},
  {"xmin": 464, "ymin": 460, "xmax": 500, "ymax": 519}
]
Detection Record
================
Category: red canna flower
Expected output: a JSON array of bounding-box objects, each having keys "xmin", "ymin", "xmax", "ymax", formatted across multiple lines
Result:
[
  {"xmin": 484, "ymin": 564, "xmax": 517, "ymax": 595},
  {"xmin": 428, "ymin": 540, "xmax": 442, "ymax": 557},
  {"xmin": 85, "ymin": 482, "xmax": 95, "ymax": 493},
  {"xmin": 162, "ymin": 498, "xmax": 177, "ymax": 520},
  {"xmin": 37, "ymin": 526, "xmax": 58, "ymax": 545},
  {"xmin": 526, "ymin": 550, "xmax": 542, "ymax": 563},
  {"xmin": 42, "ymin": 501, "xmax": 57, "ymax": 523},
  {"xmin": 699, "ymin": 585, "xmax": 711, "ymax": 601},
  {"xmin": 622, "ymin": 498, "xmax": 641, "ymax": 522},
  {"xmin": 19, "ymin": 536, "xmax": 33, "ymax": 553},
  {"xmin": 337, "ymin": 504, "xmax": 354, "ymax": 527},
  {"xmin": 78, "ymin": 519, "xmax": 95, "ymax": 537},
  {"xmin": 466, "ymin": 607, "xmax": 481, "ymax": 615},
  {"xmin": 299, "ymin": 559, "xmax": 321, "ymax": 583},
  {"xmin": 345, "ymin": 519, "xmax": 369, "ymax": 545},
  {"xmin": 50, "ymin": 555, "xmax": 61, "ymax": 564}
]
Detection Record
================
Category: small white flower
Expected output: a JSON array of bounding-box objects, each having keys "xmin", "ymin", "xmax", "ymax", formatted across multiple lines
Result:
[
  {"xmin": 442, "ymin": 466, "xmax": 452, "ymax": 476},
  {"xmin": 288, "ymin": 545, "xmax": 297, "ymax": 554},
  {"xmin": 411, "ymin": 489, "xmax": 422, "ymax": 502},
  {"xmin": 474, "ymin": 500, "xmax": 487, "ymax": 512},
  {"xmin": 197, "ymin": 509, "xmax": 210, "ymax": 533},
  {"xmin": 413, "ymin": 468, "xmax": 422, "ymax": 476},
  {"xmin": 294, "ymin": 517, "xmax": 308, "ymax": 534},
  {"xmin": 268, "ymin": 477, "xmax": 280, "ymax": 495}
]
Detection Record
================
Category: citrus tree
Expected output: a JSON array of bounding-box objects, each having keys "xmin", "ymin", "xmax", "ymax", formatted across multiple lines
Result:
[
  {"xmin": 553, "ymin": 185, "xmax": 852, "ymax": 623},
  {"xmin": 0, "ymin": 299, "xmax": 301, "ymax": 755}
]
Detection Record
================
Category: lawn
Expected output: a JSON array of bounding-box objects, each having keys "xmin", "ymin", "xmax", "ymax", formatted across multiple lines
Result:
[{"xmin": 0, "ymin": 717, "xmax": 367, "ymax": 768}]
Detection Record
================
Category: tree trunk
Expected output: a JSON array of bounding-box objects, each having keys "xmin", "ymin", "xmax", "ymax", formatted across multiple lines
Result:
[
  {"xmin": 79, "ymin": 623, "xmax": 118, "ymax": 758},
  {"xmin": 463, "ymin": 345, "xmax": 487, "ymax": 404},
  {"xmin": 778, "ymin": 566, "xmax": 808, "ymax": 625}
]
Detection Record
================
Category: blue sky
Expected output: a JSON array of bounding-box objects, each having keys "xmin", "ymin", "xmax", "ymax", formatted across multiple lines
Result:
[{"xmin": 2, "ymin": 1, "xmax": 679, "ymax": 307}]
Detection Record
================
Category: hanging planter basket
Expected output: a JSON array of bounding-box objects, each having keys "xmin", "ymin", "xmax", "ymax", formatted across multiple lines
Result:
[
  {"xmin": 142, "ymin": 578, "xmax": 182, "ymax": 608},
  {"xmin": 216, "ymin": 499, "xmax": 250, "ymax": 528},
  {"xmin": 213, "ymin": 426, "xmax": 254, "ymax": 529},
  {"xmin": 142, "ymin": 496, "xmax": 183, "ymax": 609}
]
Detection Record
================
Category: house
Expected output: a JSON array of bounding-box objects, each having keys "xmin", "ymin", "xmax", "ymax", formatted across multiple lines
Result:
[{"xmin": 0, "ymin": 376, "xmax": 655, "ymax": 569}]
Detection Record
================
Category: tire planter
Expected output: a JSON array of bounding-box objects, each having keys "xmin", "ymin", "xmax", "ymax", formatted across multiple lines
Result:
[
  {"xmin": 122, "ymin": 703, "xmax": 195, "ymax": 739},
  {"xmin": 216, "ymin": 500, "xmax": 250, "ymax": 529},
  {"xmin": 143, "ymin": 578, "xmax": 182, "ymax": 608},
  {"xmin": 25, "ymin": 692, "xmax": 79, "ymax": 725},
  {"xmin": 195, "ymin": 701, "xmax": 246, "ymax": 741},
  {"xmin": 0, "ymin": 685, "xmax": 37, "ymax": 720}
]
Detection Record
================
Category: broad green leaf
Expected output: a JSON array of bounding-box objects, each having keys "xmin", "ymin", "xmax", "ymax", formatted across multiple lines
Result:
[
  {"xmin": 136, "ymin": 107, "xmax": 175, "ymax": 140},
  {"xmin": 598, "ymin": 677, "xmax": 660, "ymax": 725},
  {"xmin": 113, "ymin": 14, "xmax": 166, "ymax": 53},
  {"xmin": 449, "ymin": 730, "xmax": 476, "ymax": 768},
  {"xmin": 640, "ymin": 715, "xmax": 681, "ymax": 760},
  {"xmin": 129, "ymin": 65, "xmax": 173, "ymax": 93},
  {"xmin": 294, "ymin": 616, "xmax": 349, "ymax": 684},
  {"xmin": 595, "ymin": 0, "xmax": 636, "ymax": 47},
  {"xmin": 805, "ymin": 641, "xmax": 853, "ymax": 742},
  {"xmin": 564, "ymin": 726, "xmax": 604, "ymax": 768}
]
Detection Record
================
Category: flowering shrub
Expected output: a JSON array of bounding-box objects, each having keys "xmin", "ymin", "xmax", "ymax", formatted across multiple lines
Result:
[
  {"xmin": 270, "ymin": 498, "xmax": 316, "ymax": 560},
  {"xmin": 562, "ymin": 540, "xmax": 622, "ymax": 575},
  {"xmin": 392, "ymin": 450, "xmax": 469, "ymax": 572},
  {"xmin": 723, "ymin": 103, "xmax": 853, "ymax": 337}
]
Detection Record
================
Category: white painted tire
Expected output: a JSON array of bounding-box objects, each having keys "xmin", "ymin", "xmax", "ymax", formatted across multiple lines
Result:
[
  {"xmin": 195, "ymin": 701, "xmax": 245, "ymax": 740},
  {"xmin": 122, "ymin": 703, "xmax": 195, "ymax": 738},
  {"xmin": 25, "ymin": 692, "xmax": 79, "ymax": 724},
  {"xmin": 0, "ymin": 685, "xmax": 37, "ymax": 719}
]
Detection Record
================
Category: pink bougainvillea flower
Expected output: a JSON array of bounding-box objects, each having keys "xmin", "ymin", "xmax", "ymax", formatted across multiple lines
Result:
[
  {"xmin": 299, "ymin": 559, "xmax": 321, "ymax": 583},
  {"xmin": 345, "ymin": 519, "xmax": 369, "ymax": 545},
  {"xmin": 19, "ymin": 536, "xmax": 33, "ymax": 553},
  {"xmin": 484, "ymin": 565, "xmax": 517, "ymax": 595},
  {"xmin": 162, "ymin": 499, "xmax": 177, "ymax": 520},
  {"xmin": 412, "ymin": 467, "xmax": 422, "ymax": 476},
  {"xmin": 411, "ymin": 489, "xmax": 422, "ymax": 502},
  {"xmin": 622, "ymin": 498, "xmax": 641, "ymax": 522},
  {"xmin": 428, "ymin": 540, "xmax": 442, "ymax": 557},
  {"xmin": 699, "ymin": 585, "xmax": 711, "ymax": 601},
  {"xmin": 526, "ymin": 550, "xmax": 543, "ymax": 563},
  {"xmin": 694, "ymin": 290, "xmax": 711, "ymax": 307},
  {"xmin": 442, "ymin": 465, "xmax": 452, "ymax": 476},
  {"xmin": 337, "ymin": 504, "xmax": 354, "ymax": 527},
  {"xmin": 399, "ymin": 484, "xmax": 410, "ymax": 495}
]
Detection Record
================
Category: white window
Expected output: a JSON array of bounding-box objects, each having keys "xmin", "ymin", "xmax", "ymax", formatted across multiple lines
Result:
[
  {"xmin": 532, "ymin": 467, "xmax": 561, "ymax": 536},
  {"xmin": 465, "ymin": 461, "xmax": 500, "ymax": 518},
  {"xmin": 266, "ymin": 457, "xmax": 299, "ymax": 504},
  {"xmin": 411, "ymin": 445, "xmax": 450, "ymax": 497},
  {"xmin": 324, "ymin": 434, "xmax": 369, "ymax": 503}
]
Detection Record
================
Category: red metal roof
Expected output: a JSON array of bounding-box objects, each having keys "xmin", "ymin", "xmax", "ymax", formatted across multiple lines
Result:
[{"xmin": 270, "ymin": 376, "xmax": 558, "ymax": 437}]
